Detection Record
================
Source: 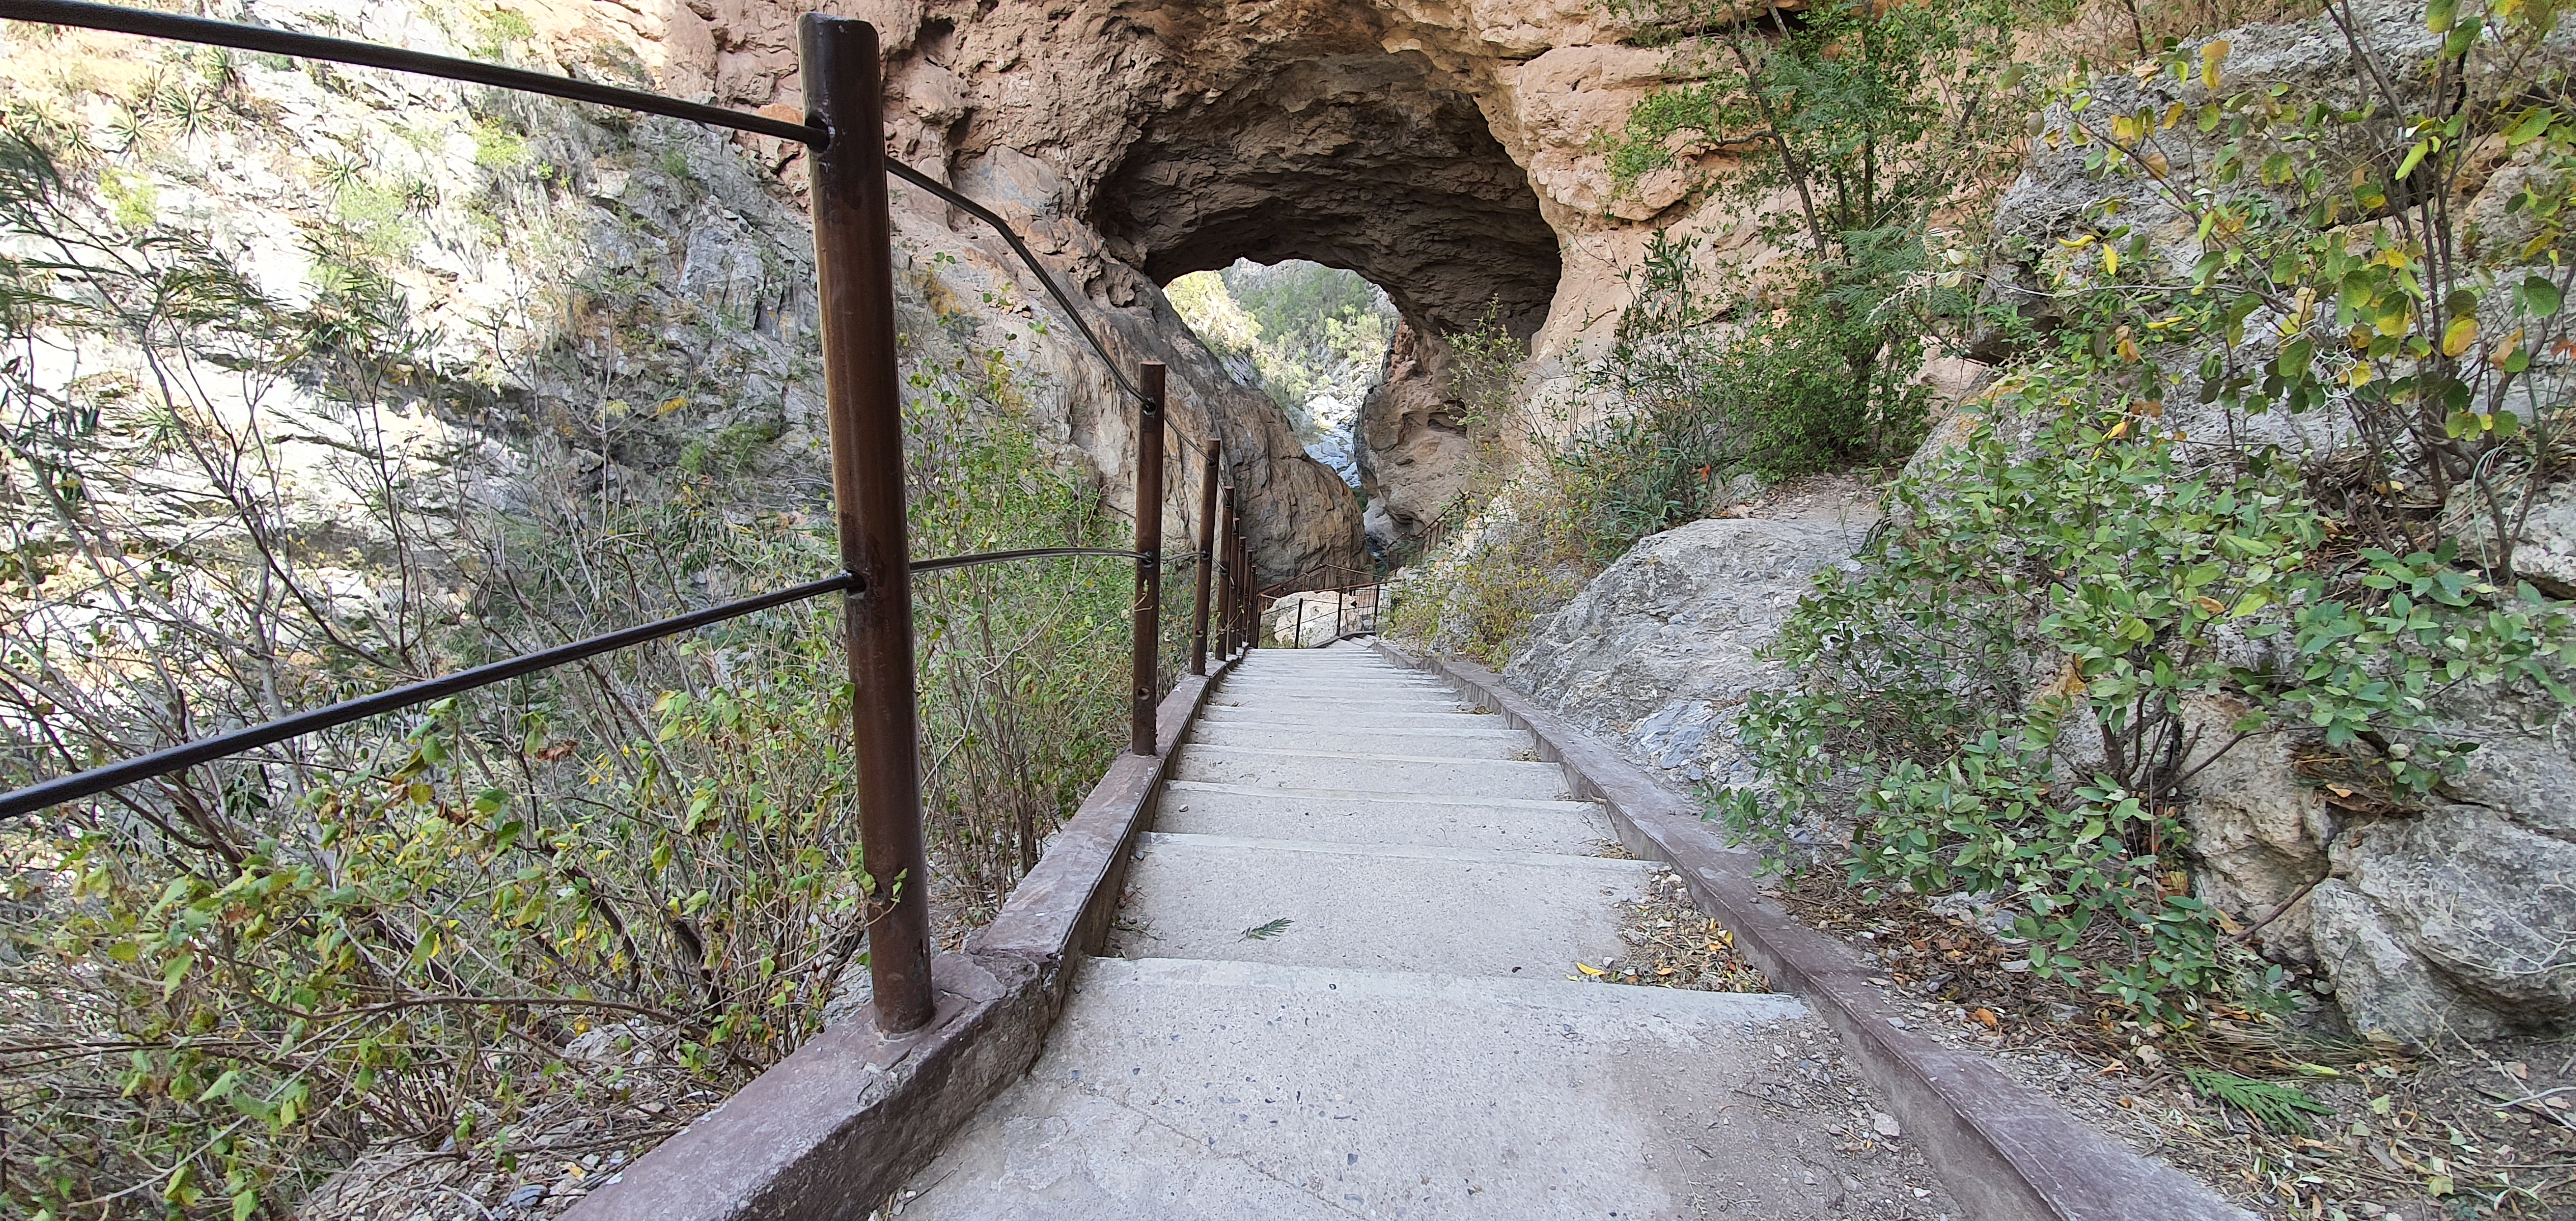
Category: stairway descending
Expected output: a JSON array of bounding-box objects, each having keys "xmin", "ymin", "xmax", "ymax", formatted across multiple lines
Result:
[{"xmin": 899, "ymin": 646, "xmax": 1825, "ymax": 1219}]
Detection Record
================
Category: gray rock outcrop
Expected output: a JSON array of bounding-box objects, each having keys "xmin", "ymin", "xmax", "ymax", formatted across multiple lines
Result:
[{"xmin": 1503, "ymin": 514, "xmax": 1875, "ymax": 788}]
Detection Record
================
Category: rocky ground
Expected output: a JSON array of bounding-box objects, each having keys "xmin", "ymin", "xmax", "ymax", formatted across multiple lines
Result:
[
  {"xmin": 1775, "ymin": 873, "xmax": 2576, "ymax": 1220},
  {"xmin": 1492, "ymin": 468, "xmax": 2576, "ymax": 1219},
  {"xmin": 1587, "ymin": 852, "xmax": 1963, "ymax": 1219}
]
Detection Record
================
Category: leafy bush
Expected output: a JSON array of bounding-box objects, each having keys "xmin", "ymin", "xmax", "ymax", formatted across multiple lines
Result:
[
  {"xmin": 0, "ymin": 84, "xmax": 1148, "ymax": 1216},
  {"xmin": 1720, "ymin": 0, "xmax": 2576, "ymax": 1018},
  {"xmin": 1726, "ymin": 395, "xmax": 2572, "ymax": 1015}
]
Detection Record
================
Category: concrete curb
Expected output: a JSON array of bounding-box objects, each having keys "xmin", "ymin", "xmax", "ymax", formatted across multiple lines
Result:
[
  {"xmin": 566, "ymin": 656, "xmax": 1235, "ymax": 1221},
  {"xmin": 1372, "ymin": 640, "xmax": 2258, "ymax": 1221}
]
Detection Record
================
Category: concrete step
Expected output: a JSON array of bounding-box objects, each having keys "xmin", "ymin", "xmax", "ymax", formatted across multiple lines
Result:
[
  {"xmin": 1171, "ymin": 745, "xmax": 1568, "ymax": 799},
  {"xmin": 1186, "ymin": 722, "xmax": 1534, "ymax": 759},
  {"xmin": 1188, "ymin": 718, "xmax": 1527, "ymax": 740},
  {"xmin": 1204, "ymin": 698, "xmax": 1476, "ymax": 721},
  {"xmin": 1230, "ymin": 659, "xmax": 1411, "ymax": 675},
  {"xmin": 1195, "ymin": 705, "xmax": 1504, "ymax": 731},
  {"xmin": 1211, "ymin": 688, "xmax": 1460, "ymax": 708},
  {"xmin": 1109, "ymin": 832, "xmax": 1645, "ymax": 976},
  {"xmin": 1214, "ymin": 678, "xmax": 1452, "ymax": 697},
  {"xmin": 898, "ymin": 957, "xmax": 1816, "ymax": 1221},
  {"xmin": 1155, "ymin": 784, "xmax": 1607, "ymax": 852}
]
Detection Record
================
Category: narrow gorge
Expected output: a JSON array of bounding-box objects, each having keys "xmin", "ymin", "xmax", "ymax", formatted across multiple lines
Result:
[{"xmin": 5, "ymin": 0, "xmax": 2576, "ymax": 1218}]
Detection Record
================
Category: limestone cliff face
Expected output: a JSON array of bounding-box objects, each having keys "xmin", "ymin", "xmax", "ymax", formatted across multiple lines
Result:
[{"xmin": 576, "ymin": 0, "xmax": 1791, "ymax": 559}]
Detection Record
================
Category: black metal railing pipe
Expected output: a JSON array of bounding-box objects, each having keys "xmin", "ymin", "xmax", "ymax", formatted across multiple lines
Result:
[
  {"xmin": 0, "ymin": 544, "xmax": 1156, "ymax": 822},
  {"xmin": 0, "ymin": 0, "xmax": 822, "ymax": 144},
  {"xmin": 0, "ymin": 1, "xmax": 1158, "ymax": 415},
  {"xmin": 0, "ymin": 573, "xmax": 855, "ymax": 821}
]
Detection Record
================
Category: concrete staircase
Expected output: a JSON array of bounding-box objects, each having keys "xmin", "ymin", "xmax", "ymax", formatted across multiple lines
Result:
[{"xmin": 899, "ymin": 646, "xmax": 1833, "ymax": 1219}]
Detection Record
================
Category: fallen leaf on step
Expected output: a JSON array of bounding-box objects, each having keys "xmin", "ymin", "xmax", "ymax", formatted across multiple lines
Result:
[
  {"xmin": 1239, "ymin": 918, "xmax": 1292, "ymax": 940},
  {"xmin": 1575, "ymin": 962, "xmax": 1607, "ymax": 977}
]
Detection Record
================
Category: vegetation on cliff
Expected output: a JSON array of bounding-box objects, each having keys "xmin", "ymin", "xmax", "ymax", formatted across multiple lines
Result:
[{"xmin": 0, "ymin": 31, "xmax": 1144, "ymax": 1218}]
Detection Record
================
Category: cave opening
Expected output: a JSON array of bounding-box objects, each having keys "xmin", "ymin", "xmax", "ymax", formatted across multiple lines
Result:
[
  {"xmin": 1087, "ymin": 50, "xmax": 1562, "ymax": 348},
  {"xmin": 1166, "ymin": 258, "xmax": 1396, "ymax": 493},
  {"xmin": 1087, "ymin": 46, "xmax": 1561, "ymax": 556}
]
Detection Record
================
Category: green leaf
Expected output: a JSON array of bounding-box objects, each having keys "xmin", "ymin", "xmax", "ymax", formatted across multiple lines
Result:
[
  {"xmin": 2184, "ymin": 1068, "xmax": 2332, "ymax": 1133},
  {"xmin": 234, "ymin": 1191, "xmax": 261, "ymax": 1221},
  {"xmin": 2521, "ymin": 275, "xmax": 2563, "ymax": 319},
  {"xmin": 2395, "ymin": 140, "xmax": 2430, "ymax": 181},
  {"xmin": 1239, "ymin": 917, "xmax": 1294, "ymax": 940},
  {"xmin": 2427, "ymin": 0, "xmax": 2458, "ymax": 30}
]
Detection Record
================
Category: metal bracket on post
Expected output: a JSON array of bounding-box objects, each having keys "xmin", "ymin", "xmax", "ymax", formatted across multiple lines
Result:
[
  {"xmin": 1188, "ymin": 441, "xmax": 1219, "ymax": 676},
  {"xmin": 1129, "ymin": 363, "xmax": 1166, "ymax": 756},
  {"xmin": 799, "ymin": 13, "xmax": 934, "ymax": 1035}
]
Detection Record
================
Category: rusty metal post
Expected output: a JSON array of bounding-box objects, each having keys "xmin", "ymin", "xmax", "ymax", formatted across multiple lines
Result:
[
  {"xmin": 1213, "ymin": 487, "xmax": 1234, "ymax": 659},
  {"xmin": 1234, "ymin": 520, "xmax": 1252, "ymax": 654},
  {"xmin": 1239, "ymin": 530, "xmax": 1254, "ymax": 653},
  {"xmin": 800, "ymin": 15, "xmax": 933, "ymax": 1035},
  {"xmin": 1130, "ymin": 363, "xmax": 1166, "ymax": 755},
  {"xmin": 1188, "ymin": 441, "xmax": 1219, "ymax": 675}
]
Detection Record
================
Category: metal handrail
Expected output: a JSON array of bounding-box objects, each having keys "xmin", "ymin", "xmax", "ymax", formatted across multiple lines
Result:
[
  {"xmin": 886, "ymin": 160, "xmax": 1150, "ymax": 409},
  {"xmin": 0, "ymin": 0, "xmax": 822, "ymax": 143},
  {"xmin": 0, "ymin": 545, "xmax": 1164, "ymax": 821},
  {"xmin": 0, "ymin": 0, "xmax": 1156, "ymax": 410},
  {"xmin": 0, "ymin": 3, "xmax": 1268, "ymax": 1035},
  {"xmin": 1261, "ymin": 579, "xmax": 1386, "ymax": 649}
]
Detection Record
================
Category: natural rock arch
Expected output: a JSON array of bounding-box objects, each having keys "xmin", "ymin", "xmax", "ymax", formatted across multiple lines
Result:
[{"xmin": 1090, "ymin": 48, "xmax": 1562, "ymax": 344}]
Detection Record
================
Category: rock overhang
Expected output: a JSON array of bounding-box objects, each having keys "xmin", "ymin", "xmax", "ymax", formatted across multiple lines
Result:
[{"xmin": 1087, "ymin": 45, "xmax": 1562, "ymax": 343}]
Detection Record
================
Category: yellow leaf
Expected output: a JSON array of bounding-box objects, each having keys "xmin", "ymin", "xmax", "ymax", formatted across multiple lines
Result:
[
  {"xmin": 655, "ymin": 395, "xmax": 690, "ymax": 416},
  {"xmin": 2104, "ymin": 246, "xmax": 2121, "ymax": 276},
  {"xmin": 2200, "ymin": 40, "xmax": 2229, "ymax": 91},
  {"xmin": 2162, "ymin": 102, "xmax": 2186, "ymax": 130},
  {"xmin": 2061, "ymin": 233, "xmax": 2097, "ymax": 249},
  {"xmin": 2194, "ymin": 597, "xmax": 2225, "ymax": 614},
  {"xmin": 2442, "ymin": 314, "xmax": 2478, "ymax": 357},
  {"xmin": 1576, "ymin": 961, "xmax": 1607, "ymax": 976},
  {"xmin": 2106, "ymin": 419, "xmax": 2131, "ymax": 439},
  {"xmin": 2490, "ymin": 326, "xmax": 2526, "ymax": 369}
]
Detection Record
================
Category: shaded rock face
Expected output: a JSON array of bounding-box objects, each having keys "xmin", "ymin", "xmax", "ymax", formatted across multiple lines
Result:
[{"xmin": 1357, "ymin": 322, "xmax": 1483, "ymax": 549}]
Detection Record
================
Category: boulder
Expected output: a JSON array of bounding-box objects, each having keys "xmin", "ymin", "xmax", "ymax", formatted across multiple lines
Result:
[
  {"xmin": 2175, "ymin": 695, "xmax": 2336, "ymax": 964},
  {"xmin": 2326, "ymin": 803, "xmax": 2576, "ymax": 1035},
  {"xmin": 1502, "ymin": 514, "xmax": 1874, "ymax": 787}
]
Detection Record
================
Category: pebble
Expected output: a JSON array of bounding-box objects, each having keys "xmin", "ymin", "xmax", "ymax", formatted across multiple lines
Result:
[
  {"xmin": 503, "ymin": 1183, "xmax": 547, "ymax": 1210},
  {"xmin": 1873, "ymin": 1111, "xmax": 1902, "ymax": 1138}
]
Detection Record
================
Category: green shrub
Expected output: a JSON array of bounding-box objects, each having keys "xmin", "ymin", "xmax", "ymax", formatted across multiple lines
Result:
[
  {"xmin": 1720, "ymin": 0, "xmax": 2576, "ymax": 1018},
  {"xmin": 0, "ymin": 102, "xmax": 1149, "ymax": 1215}
]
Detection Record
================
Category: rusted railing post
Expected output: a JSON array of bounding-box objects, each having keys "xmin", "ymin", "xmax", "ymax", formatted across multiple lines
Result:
[
  {"xmin": 1214, "ymin": 486, "xmax": 1235, "ymax": 658},
  {"xmin": 800, "ymin": 14, "xmax": 934, "ymax": 1035},
  {"xmin": 1239, "ymin": 530, "xmax": 1253, "ymax": 654},
  {"xmin": 1233, "ymin": 520, "xmax": 1252, "ymax": 654},
  {"xmin": 1130, "ymin": 363, "xmax": 1166, "ymax": 755},
  {"xmin": 1188, "ymin": 441, "xmax": 1219, "ymax": 675},
  {"xmin": 1294, "ymin": 597, "xmax": 1308, "ymax": 650}
]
